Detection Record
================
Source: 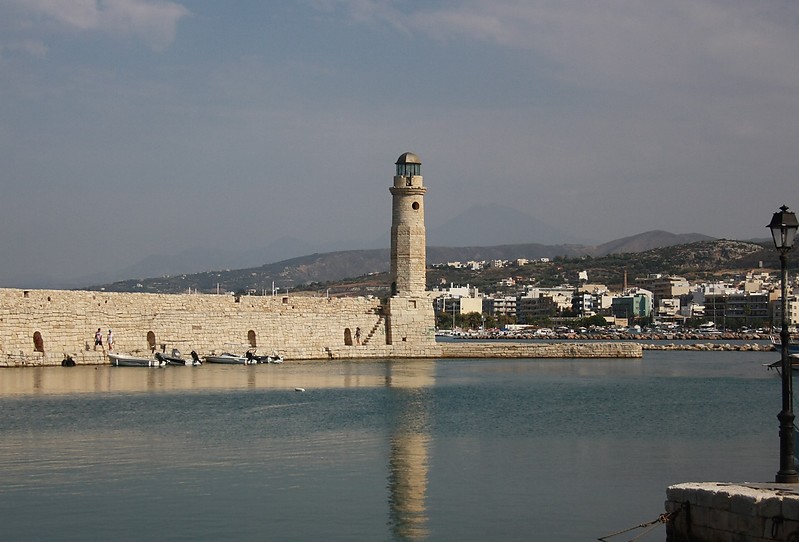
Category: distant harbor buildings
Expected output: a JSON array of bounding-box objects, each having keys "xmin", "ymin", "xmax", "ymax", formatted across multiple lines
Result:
[{"xmin": 429, "ymin": 263, "xmax": 798, "ymax": 331}]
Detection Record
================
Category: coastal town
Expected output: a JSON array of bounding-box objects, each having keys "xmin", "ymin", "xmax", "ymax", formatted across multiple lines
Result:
[{"xmin": 429, "ymin": 257, "xmax": 797, "ymax": 335}]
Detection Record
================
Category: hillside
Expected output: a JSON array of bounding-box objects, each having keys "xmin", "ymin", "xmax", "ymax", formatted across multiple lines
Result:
[
  {"xmin": 88, "ymin": 233, "xmax": 777, "ymax": 296},
  {"xmin": 421, "ymin": 239, "xmax": 769, "ymax": 295},
  {"xmin": 591, "ymin": 231, "xmax": 714, "ymax": 256}
]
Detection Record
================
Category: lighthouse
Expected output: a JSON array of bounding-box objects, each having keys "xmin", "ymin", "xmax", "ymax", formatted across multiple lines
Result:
[{"xmin": 390, "ymin": 152, "xmax": 427, "ymax": 297}]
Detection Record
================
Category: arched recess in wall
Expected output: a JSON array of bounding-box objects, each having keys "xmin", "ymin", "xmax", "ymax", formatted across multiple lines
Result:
[
  {"xmin": 248, "ymin": 330, "xmax": 257, "ymax": 348},
  {"xmin": 147, "ymin": 331, "xmax": 156, "ymax": 352},
  {"xmin": 33, "ymin": 331, "xmax": 44, "ymax": 353},
  {"xmin": 344, "ymin": 328, "xmax": 353, "ymax": 346}
]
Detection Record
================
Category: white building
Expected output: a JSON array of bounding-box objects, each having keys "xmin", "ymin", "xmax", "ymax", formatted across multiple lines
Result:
[
  {"xmin": 522, "ymin": 286, "xmax": 574, "ymax": 312},
  {"xmin": 431, "ymin": 284, "xmax": 483, "ymax": 315}
]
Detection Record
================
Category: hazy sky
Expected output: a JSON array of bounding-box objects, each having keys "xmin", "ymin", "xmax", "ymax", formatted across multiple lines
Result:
[{"xmin": 2, "ymin": 0, "xmax": 799, "ymax": 285}]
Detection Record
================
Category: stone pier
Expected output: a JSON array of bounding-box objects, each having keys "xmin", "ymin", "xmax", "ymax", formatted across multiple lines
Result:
[
  {"xmin": 0, "ymin": 288, "xmax": 642, "ymax": 366},
  {"xmin": 665, "ymin": 482, "xmax": 799, "ymax": 541},
  {"xmin": 439, "ymin": 341, "xmax": 642, "ymax": 359}
]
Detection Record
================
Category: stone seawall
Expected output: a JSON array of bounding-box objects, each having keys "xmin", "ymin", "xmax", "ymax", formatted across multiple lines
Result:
[
  {"xmin": 643, "ymin": 343, "xmax": 772, "ymax": 352},
  {"xmin": 440, "ymin": 341, "xmax": 643, "ymax": 358},
  {"xmin": 666, "ymin": 483, "xmax": 799, "ymax": 541},
  {"xmin": 1, "ymin": 287, "xmax": 641, "ymax": 366},
  {"xmin": 0, "ymin": 288, "xmax": 396, "ymax": 366}
]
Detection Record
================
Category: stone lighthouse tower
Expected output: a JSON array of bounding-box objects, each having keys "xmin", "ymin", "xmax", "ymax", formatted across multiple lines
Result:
[
  {"xmin": 386, "ymin": 152, "xmax": 437, "ymax": 350},
  {"xmin": 390, "ymin": 152, "xmax": 427, "ymax": 297}
]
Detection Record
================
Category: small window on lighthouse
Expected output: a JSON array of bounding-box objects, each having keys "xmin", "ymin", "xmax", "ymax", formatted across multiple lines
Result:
[{"xmin": 412, "ymin": 202, "xmax": 420, "ymax": 210}]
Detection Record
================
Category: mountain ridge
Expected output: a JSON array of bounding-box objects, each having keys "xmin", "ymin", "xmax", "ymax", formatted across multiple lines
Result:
[
  {"xmin": 4, "ymin": 205, "xmax": 711, "ymax": 289},
  {"xmin": 89, "ymin": 230, "xmax": 724, "ymax": 294}
]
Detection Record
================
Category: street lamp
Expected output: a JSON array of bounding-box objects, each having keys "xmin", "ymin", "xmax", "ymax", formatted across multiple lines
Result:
[{"xmin": 768, "ymin": 205, "xmax": 799, "ymax": 483}]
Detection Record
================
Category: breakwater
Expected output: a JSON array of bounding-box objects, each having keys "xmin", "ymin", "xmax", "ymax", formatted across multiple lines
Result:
[
  {"xmin": 642, "ymin": 342, "xmax": 772, "ymax": 352},
  {"xmin": 4, "ymin": 287, "xmax": 776, "ymax": 366},
  {"xmin": 0, "ymin": 287, "xmax": 648, "ymax": 366},
  {"xmin": 439, "ymin": 341, "xmax": 642, "ymax": 358},
  {"xmin": 453, "ymin": 330, "xmax": 777, "ymax": 342}
]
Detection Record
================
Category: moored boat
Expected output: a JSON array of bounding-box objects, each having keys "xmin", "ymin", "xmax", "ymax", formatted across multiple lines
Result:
[
  {"xmin": 245, "ymin": 351, "xmax": 284, "ymax": 364},
  {"xmin": 270, "ymin": 353, "xmax": 284, "ymax": 364},
  {"xmin": 765, "ymin": 353, "xmax": 799, "ymax": 372},
  {"xmin": 155, "ymin": 349, "xmax": 202, "ymax": 366},
  {"xmin": 770, "ymin": 335, "xmax": 799, "ymax": 355},
  {"xmin": 109, "ymin": 353, "xmax": 166, "ymax": 367},
  {"xmin": 204, "ymin": 353, "xmax": 254, "ymax": 364}
]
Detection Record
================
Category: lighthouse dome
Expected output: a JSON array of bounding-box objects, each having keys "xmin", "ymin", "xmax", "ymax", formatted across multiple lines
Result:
[{"xmin": 395, "ymin": 152, "xmax": 421, "ymax": 165}]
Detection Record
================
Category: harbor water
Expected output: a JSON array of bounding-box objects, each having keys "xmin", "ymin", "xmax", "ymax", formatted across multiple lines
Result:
[{"xmin": 0, "ymin": 348, "xmax": 782, "ymax": 541}]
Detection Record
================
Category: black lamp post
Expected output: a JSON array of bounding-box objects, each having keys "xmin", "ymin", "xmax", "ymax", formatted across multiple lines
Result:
[{"xmin": 769, "ymin": 205, "xmax": 799, "ymax": 483}]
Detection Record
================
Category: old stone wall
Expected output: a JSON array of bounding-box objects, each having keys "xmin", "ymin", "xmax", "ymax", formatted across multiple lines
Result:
[
  {"xmin": 1, "ymin": 288, "xmax": 643, "ymax": 366},
  {"xmin": 666, "ymin": 482, "xmax": 799, "ymax": 542},
  {"xmin": 0, "ymin": 288, "xmax": 400, "ymax": 366}
]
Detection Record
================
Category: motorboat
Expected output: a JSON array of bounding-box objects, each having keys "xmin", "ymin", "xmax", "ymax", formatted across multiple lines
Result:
[
  {"xmin": 109, "ymin": 353, "xmax": 166, "ymax": 367},
  {"xmin": 245, "ymin": 351, "xmax": 284, "ymax": 364},
  {"xmin": 204, "ymin": 353, "xmax": 255, "ymax": 364},
  {"xmin": 270, "ymin": 353, "xmax": 284, "ymax": 364},
  {"xmin": 765, "ymin": 353, "xmax": 799, "ymax": 373},
  {"xmin": 155, "ymin": 349, "xmax": 202, "ymax": 366},
  {"xmin": 770, "ymin": 336, "xmax": 799, "ymax": 355}
]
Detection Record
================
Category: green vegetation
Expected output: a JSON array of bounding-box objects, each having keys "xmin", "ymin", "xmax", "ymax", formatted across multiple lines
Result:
[{"xmin": 89, "ymin": 239, "xmax": 774, "ymax": 296}]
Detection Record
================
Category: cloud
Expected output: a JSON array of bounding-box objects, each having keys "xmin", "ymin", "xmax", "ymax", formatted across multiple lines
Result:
[
  {"xmin": 9, "ymin": 0, "xmax": 190, "ymax": 50},
  {"xmin": 324, "ymin": 0, "xmax": 799, "ymax": 93}
]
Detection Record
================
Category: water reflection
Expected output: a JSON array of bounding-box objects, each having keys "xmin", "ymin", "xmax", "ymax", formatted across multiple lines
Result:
[
  {"xmin": 385, "ymin": 361, "xmax": 434, "ymax": 540},
  {"xmin": 0, "ymin": 360, "xmax": 438, "ymax": 540},
  {"xmin": 6, "ymin": 361, "xmax": 437, "ymax": 539},
  {"xmin": 0, "ymin": 364, "xmax": 392, "ymax": 395}
]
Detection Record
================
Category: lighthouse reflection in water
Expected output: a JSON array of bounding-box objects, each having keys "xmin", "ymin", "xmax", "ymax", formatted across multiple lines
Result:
[{"xmin": 0, "ymin": 351, "xmax": 778, "ymax": 541}]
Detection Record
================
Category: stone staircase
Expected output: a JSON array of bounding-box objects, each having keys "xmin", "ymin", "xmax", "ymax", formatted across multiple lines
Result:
[{"xmin": 361, "ymin": 314, "xmax": 385, "ymax": 346}]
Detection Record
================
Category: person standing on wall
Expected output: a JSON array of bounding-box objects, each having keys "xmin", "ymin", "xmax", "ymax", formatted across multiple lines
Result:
[
  {"xmin": 94, "ymin": 328, "xmax": 103, "ymax": 351},
  {"xmin": 355, "ymin": 327, "xmax": 362, "ymax": 345},
  {"xmin": 107, "ymin": 329, "xmax": 114, "ymax": 351}
]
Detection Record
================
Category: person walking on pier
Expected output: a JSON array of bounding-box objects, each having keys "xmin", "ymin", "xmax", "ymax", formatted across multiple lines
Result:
[{"xmin": 94, "ymin": 328, "xmax": 103, "ymax": 351}]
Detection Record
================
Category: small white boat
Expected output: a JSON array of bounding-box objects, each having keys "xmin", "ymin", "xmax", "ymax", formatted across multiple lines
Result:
[
  {"xmin": 204, "ymin": 353, "xmax": 255, "ymax": 365},
  {"xmin": 109, "ymin": 353, "xmax": 166, "ymax": 367}
]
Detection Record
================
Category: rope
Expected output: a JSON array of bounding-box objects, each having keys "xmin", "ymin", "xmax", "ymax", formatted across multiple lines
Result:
[{"xmin": 598, "ymin": 510, "xmax": 680, "ymax": 542}]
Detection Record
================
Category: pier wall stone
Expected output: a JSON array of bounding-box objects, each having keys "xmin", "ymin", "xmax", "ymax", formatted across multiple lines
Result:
[
  {"xmin": 0, "ymin": 287, "xmax": 641, "ymax": 366},
  {"xmin": 666, "ymin": 482, "xmax": 799, "ymax": 542},
  {"xmin": 0, "ymin": 288, "xmax": 417, "ymax": 366},
  {"xmin": 439, "ymin": 341, "xmax": 642, "ymax": 358}
]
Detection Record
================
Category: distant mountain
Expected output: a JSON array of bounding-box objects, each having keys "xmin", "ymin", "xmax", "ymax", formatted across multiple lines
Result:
[
  {"xmin": 66, "ymin": 205, "xmax": 579, "ymax": 288},
  {"xmin": 91, "ymin": 230, "xmax": 728, "ymax": 294},
  {"xmin": 63, "ymin": 236, "xmax": 323, "ymax": 288},
  {"xmin": 425, "ymin": 204, "xmax": 585, "ymax": 246},
  {"xmin": 592, "ymin": 230, "xmax": 715, "ymax": 256}
]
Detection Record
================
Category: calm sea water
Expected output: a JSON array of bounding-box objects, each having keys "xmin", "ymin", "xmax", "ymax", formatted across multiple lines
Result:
[{"xmin": 0, "ymin": 349, "xmax": 783, "ymax": 541}]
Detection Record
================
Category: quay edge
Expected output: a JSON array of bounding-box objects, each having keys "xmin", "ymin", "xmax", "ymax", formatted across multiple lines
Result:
[
  {"xmin": 666, "ymin": 482, "xmax": 799, "ymax": 542},
  {"xmin": 437, "ymin": 341, "xmax": 642, "ymax": 359},
  {"xmin": 2, "ymin": 340, "xmax": 643, "ymax": 367}
]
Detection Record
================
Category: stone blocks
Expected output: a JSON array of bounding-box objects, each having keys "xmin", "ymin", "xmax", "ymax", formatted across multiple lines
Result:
[{"xmin": 666, "ymin": 482, "xmax": 799, "ymax": 542}]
